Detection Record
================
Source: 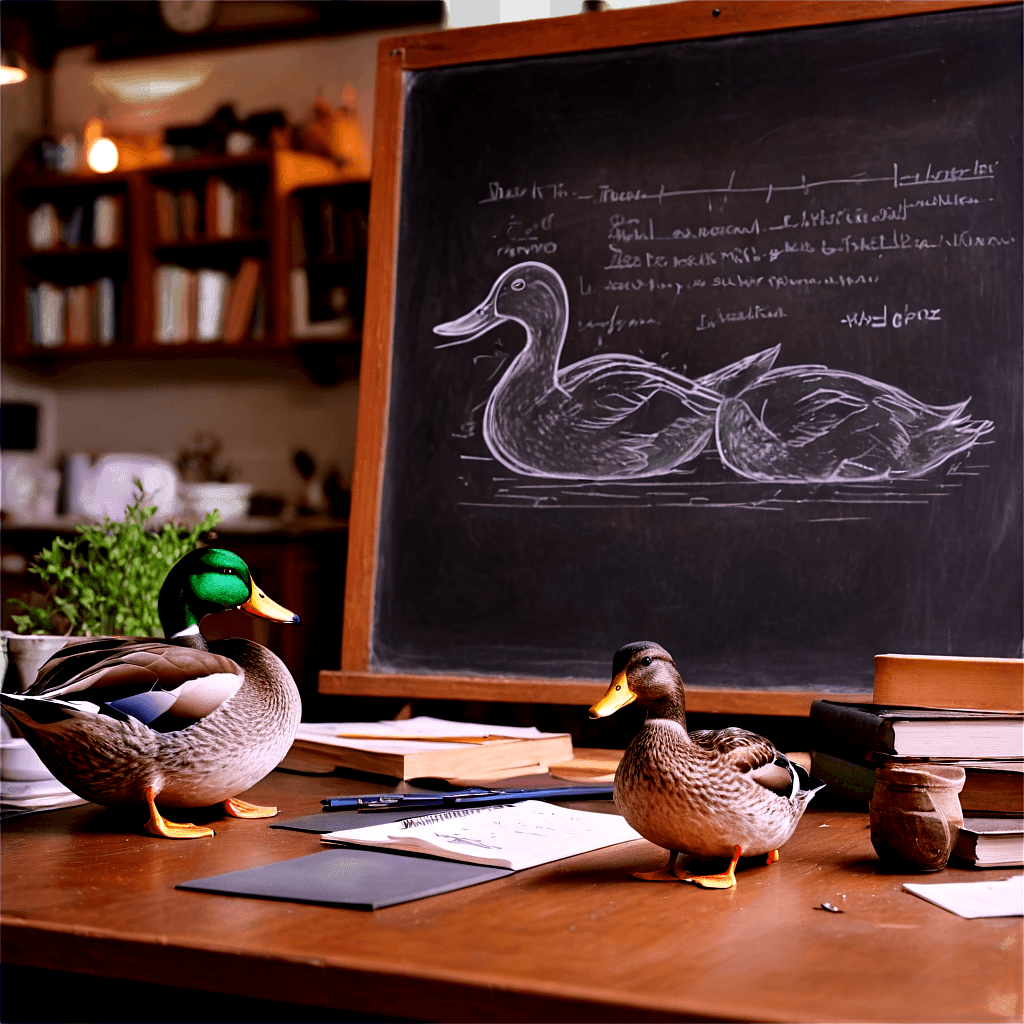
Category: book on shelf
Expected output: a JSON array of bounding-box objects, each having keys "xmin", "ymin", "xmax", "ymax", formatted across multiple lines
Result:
[
  {"xmin": 952, "ymin": 816, "xmax": 1024, "ymax": 868},
  {"xmin": 222, "ymin": 258, "xmax": 262, "ymax": 343},
  {"xmin": 62, "ymin": 205, "xmax": 84, "ymax": 249},
  {"xmin": 196, "ymin": 269, "xmax": 230, "ymax": 342},
  {"xmin": 321, "ymin": 799, "xmax": 641, "ymax": 871},
  {"xmin": 29, "ymin": 282, "xmax": 65, "ymax": 347},
  {"xmin": 809, "ymin": 701, "xmax": 1024, "ymax": 760},
  {"xmin": 92, "ymin": 195, "xmax": 122, "ymax": 248},
  {"xmin": 155, "ymin": 189, "xmax": 179, "ymax": 242},
  {"xmin": 291, "ymin": 716, "xmax": 574, "ymax": 781},
  {"xmin": 205, "ymin": 177, "xmax": 237, "ymax": 239},
  {"xmin": 65, "ymin": 284, "xmax": 92, "ymax": 347},
  {"xmin": 27, "ymin": 203, "xmax": 58, "ymax": 250},
  {"xmin": 154, "ymin": 265, "xmax": 193, "ymax": 344},
  {"xmin": 809, "ymin": 749, "xmax": 1024, "ymax": 815},
  {"xmin": 95, "ymin": 277, "xmax": 116, "ymax": 345},
  {"xmin": 873, "ymin": 655, "xmax": 1023, "ymax": 713},
  {"xmin": 178, "ymin": 190, "xmax": 200, "ymax": 239}
]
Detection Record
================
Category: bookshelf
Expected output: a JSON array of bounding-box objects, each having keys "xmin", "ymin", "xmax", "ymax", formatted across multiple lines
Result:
[{"xmin": 2, "ymin": 150, "xmax": 368, "ymax": 358}]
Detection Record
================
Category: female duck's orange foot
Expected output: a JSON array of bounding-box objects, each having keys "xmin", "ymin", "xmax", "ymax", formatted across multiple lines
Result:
[
  {"xmin": 143, "ymin": 786, "xmax": 214, "ymax": 839},
  {"xmin": 631, "ymin": 850, "xmax": 692, "ymax": 881},
  {"xmin": 766, "ymin": 849, "xmax": 779, "ymax": 865},
  {"xmin": 222, "ymin": 796, "xmax": 278, "ymax": 819},
  {"xmin": 680, "ymin": 845, "xmax": 742, "ymax": 889}
]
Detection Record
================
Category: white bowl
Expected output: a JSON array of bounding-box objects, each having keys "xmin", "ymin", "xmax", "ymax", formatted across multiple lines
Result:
[
  {"xmin": 177, "ymin": 482, "xmax": 254, "ymax": 522},
  {"xmin": 1, "ymin": 738, "xmax": 54, "ymax": 781}
]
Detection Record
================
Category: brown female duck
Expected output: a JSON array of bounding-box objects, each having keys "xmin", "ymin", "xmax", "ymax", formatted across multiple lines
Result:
[{"xmin": 590, "ymin": 641, "xmax": 823, "ymax": 888}]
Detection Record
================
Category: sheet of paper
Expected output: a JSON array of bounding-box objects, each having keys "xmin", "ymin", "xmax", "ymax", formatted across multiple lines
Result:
[
  {"xmin": 903, "ymin": 875, "xmax": 1023, "ymax": 918},
  {"xmin": 323, "ymin": 799, "xmax": 642, "ymax": 870},
  {"xmin": 295, "ymin": 716, "xmax": 549, "ymax": 754}
]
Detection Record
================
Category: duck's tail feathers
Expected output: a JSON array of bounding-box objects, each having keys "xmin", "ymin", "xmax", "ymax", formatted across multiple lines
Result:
[{"xmin": 776, "ymin": 753, "xmax": 826, "ymax": 801}]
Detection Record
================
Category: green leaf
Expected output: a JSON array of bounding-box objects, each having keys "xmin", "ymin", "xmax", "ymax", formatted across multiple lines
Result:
[{"xmin": 10, "ymin": 482, "xmax": 222, "ymax": 637}]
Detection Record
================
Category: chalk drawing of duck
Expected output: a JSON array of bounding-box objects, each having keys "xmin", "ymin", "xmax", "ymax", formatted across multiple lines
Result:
[
  {"xmin": 713, "ymin": 366, "xmax": 994, "ymax": 483},
  {"xmin": 433, "ymin": 262, "xmax": 778, "ymax": 480}
]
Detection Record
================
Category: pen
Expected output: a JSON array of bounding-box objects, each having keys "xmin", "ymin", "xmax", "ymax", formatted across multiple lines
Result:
[
  {"xmin": 319, "ymin": 787, "xmax": 493, "ymax": 810},
  {"xmin": 320, "ymin": 784, "xmax": 614, "ymax": 811}
]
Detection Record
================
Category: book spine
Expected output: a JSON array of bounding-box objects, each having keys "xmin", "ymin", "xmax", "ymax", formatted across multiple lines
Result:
[
  {"xmin": 809, "ymin": 700, "xmax": 897, "ymax": 755},
  {"xmin": 809, "ymin": 750, "xmax": 876, "ymax": 805}
]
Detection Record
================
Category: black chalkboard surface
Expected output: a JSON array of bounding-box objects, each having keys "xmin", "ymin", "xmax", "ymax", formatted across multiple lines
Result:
[{"xmin": 335, "ymin": 2, "xmax": 1022, "ymax": 709}]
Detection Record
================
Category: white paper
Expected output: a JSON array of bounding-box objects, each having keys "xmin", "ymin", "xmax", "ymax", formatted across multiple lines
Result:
[
  {"xmin": 322, "ymin": 799, "xmax": 642, "ymax": 870},
  {"xmin": 295, "ymin": 716, "xmax": 552, "ymax": 755},
  {"xmin": 903, "ymin": 875, "xmax": 1023, "ymax": 918}
]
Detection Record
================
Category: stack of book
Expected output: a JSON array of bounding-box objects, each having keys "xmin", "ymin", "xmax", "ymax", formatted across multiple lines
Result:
[
  {"xmin": 26, "ymin": 278, "xmax": 116, "ymax": 348},
  {"xmin": 289, "ymin": 716, "xmax": 574, "ymax": 781},
  {"xmin": 153, "ymin": 258, "xmax": 263, "ymax": 344},
  {"xmin": 810, "ymin": 654, "xmax": 1023, "ymax": 867}
]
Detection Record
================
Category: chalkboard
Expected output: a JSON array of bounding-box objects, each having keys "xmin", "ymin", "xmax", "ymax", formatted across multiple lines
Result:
[{"xmin": 327, "ymin": 1, "xmax": 1022, "ymax": 713}]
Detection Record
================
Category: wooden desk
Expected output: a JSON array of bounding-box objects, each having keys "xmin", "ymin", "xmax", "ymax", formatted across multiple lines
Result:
[{"xmin": 2, "ymin": 769, "xmax": 1021, "ymax": 1023}]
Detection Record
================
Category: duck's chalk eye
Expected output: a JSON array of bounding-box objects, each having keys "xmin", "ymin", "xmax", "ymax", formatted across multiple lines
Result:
[
  {"xmin": 615, "ymin": 684, "xmax": 621, "ymax": 691},
  {"xmin": 511, "ymin": 279, "xmax": 526, "ymax": 291},
  {"xmin": 641, "ymin": 656, "xmax": 652, "ymax": 666}
]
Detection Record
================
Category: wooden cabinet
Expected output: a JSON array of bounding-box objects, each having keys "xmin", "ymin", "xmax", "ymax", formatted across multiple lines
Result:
[{"xmin": 2, "ymin": 151, "xmax": 368, "ymax": 358}]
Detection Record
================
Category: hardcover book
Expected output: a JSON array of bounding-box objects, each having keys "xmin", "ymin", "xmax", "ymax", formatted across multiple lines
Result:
[{"xmin": 809, "ymin": 701, "xmax": 1024, "ymax": 759}]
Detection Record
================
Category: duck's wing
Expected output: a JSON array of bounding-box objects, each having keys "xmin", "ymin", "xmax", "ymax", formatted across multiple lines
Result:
[
  {"xmin": 558, "ymin": 355, "xmax": 721, "ymax": 430},
  {"xmin": 690, "ymin": 726, "xmax": 800, "ymax": 795},
  {"xmin": 16, "ymin": 639, "xmax": 244, "ymax": 732}
]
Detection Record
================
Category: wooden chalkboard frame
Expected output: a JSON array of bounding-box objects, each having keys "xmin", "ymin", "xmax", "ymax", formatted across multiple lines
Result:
[{"xmin": 321, "ymin": 0, "xmax": 1016, "ymax": 716}]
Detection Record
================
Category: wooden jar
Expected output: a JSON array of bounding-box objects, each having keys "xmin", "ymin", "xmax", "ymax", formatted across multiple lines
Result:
[{"xmin": 868, "ymin": 764, "xmax": 965, "ymax": 872}]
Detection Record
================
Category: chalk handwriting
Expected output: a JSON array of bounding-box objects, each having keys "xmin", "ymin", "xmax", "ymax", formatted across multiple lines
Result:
[
  {"xmin": 695, "ymin": 306, "xmax": 787, "ymax": 330},
  {"xmin": 840, "ymin": 305, "xmax": 941, "ymax": 328}
]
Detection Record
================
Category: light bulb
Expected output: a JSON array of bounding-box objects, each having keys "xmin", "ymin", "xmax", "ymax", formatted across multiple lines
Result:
[
  {"xmin": 87, "ymin": 137, "xmax": 119, "ymax": 174},
  {"xmin": 0, "ymin": 65, "xmax": 27, "ymax": 85}
]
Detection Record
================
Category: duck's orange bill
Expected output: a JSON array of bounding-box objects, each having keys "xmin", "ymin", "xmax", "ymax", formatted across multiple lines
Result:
[
  {"xmin": 240, "ymin": 578, "xmax": 301, "ymax": 623},
  {"xmin": 589, "ymin": 669, "xmax": 636, "ymax": 718}
]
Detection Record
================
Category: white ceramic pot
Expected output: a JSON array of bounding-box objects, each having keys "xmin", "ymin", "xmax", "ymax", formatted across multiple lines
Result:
[{"xmin": 1, "ymin": 631, "xmax": 85, "ymax": 693}]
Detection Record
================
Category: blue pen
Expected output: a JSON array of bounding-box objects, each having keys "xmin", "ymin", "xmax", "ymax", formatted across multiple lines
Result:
[
  {"xmin": 319, "ymin": 787, "xmax": 493, "ymax": 810},
  {"xmin": 320, "ymin": 784, "xmax": 614, "ymax": 811}
]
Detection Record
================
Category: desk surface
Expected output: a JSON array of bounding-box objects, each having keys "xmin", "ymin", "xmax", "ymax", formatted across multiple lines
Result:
[{"xmin": 2, "ymin": 766, "xmax": 1021, "ymax": 1023}]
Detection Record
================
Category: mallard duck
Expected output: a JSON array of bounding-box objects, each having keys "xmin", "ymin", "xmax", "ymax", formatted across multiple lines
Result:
[
  {"xmin": 433, "ymin": 261, "xmax": 779, "ymax": 480},
  {"xmin": 0, "ymin": 548, "xmax": 301, "ymax": 839},
  {"xmin": 589, "ymin": 642, "xmax": 824, "ymax": 888},
  {"xmin": 715, "ymin": 365, "xmax": 993, "ymax": 482}
]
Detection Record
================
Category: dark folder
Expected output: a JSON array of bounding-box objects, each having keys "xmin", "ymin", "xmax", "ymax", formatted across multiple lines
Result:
[{"xmin": 177, "ymin": 847, "xmax": 511, "ymax": 910}]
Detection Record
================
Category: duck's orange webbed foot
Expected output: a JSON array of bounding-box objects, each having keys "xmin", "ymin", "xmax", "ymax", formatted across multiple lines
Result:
[
  {"xmin": 679, "ymin": 845, "xmax": 742, "ymax": 889},
  {"xmin": 766, "ymin": 849, "xmax": 779, "ymax": 865},
  {"xmin": 222, "ymin": 796, "xmax": 278, "ymax": 819},
  {"xmin": 631, "ymin": 850, "xmax": 693, "ymax": 881},
  {"xmin": 143, "ymin": 786, "xmax": 215, "ymax": 839}
]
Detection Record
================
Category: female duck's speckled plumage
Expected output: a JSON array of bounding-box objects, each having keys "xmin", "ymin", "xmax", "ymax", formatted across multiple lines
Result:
[
  {"xmin": 591, "ymin": 641, "xmax": 823, "ymax": 886},
  {"xmin": 0, "ymin": 548, "xmax": 301, "ymax": 837}
]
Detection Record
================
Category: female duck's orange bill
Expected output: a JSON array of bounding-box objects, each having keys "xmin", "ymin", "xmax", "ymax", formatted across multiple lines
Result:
[{"xmin": 589, "ymin": 670, "xmax": 636, "ymax": 718}]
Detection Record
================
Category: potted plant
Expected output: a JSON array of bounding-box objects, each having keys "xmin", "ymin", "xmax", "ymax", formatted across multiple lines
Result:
[{"xmin": 2, "ymin": 485, "xmax": 221, "ymax": 691}]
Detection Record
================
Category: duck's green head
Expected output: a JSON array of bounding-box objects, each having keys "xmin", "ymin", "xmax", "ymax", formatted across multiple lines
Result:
[{"xmin": 158, "ymin": 547, "xmax": 300, "ymax": 638}]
